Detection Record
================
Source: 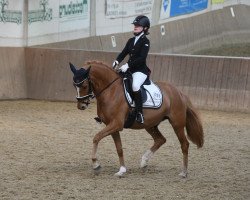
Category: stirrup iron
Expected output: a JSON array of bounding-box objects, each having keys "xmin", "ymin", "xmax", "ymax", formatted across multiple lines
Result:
[{"xmin": 136, "ymin": 112, "xmax": 144, "ymax": 124}]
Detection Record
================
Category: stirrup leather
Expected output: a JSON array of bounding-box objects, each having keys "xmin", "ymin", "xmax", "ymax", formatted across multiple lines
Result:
[{"xmin": 136, "ymin": 112, "xmax": 144, "ymax": 124}]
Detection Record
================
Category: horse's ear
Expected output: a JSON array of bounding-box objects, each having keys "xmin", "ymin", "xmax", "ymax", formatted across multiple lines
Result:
[
  {"xmin": 86, "ymin": 66, "xmax": 91, "ymax": 74},
  {"xmin": 69, "ymin": 62, "xmax": 77, "ymax": 74}
]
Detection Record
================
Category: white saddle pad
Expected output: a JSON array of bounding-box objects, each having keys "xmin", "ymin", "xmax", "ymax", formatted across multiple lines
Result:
[{"xmin": 124, "ymin": 80, "xmax": 163, "ymax": 109}]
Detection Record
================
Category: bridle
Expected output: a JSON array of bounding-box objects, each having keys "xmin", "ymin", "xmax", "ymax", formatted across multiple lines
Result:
[
  {"xmin": 74, "ymin": 77, "xmax": 94, "ymax": 105},
  {"xmin": 74, "ymin": 74, "xmax": 120, "ymax": 106}
]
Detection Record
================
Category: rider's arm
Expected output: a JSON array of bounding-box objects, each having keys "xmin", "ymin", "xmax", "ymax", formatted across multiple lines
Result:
[{"xmin": 116, "ymin": 38, "xmax": 133, "ymax": 63}]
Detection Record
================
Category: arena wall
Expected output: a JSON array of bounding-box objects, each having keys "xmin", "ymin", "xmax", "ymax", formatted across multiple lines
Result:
[
  {"xmin": 24, "ymin": 48, "xmax": 250, "ymax": 113},
  {"xmin": 0, "ymin": 47, "xmax": 27, "ymax": 99}
]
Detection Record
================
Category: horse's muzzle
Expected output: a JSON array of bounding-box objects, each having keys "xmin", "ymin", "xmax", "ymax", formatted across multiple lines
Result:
[
  {"xmin": 77, "ymin": 101, "xmax": 89, "ymax": 110},
  {"xmin": 76, "ymin": 94, "xmax": 93, "ymax": 110}
]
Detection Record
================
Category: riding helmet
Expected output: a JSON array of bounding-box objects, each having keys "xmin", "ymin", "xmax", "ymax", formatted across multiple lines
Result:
[{"xmin": 132, "ymin": 15, "xmax": 150, "ymax": 29}]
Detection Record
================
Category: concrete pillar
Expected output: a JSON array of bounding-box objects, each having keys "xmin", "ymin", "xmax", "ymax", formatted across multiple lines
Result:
[
  {"xmin": 151, "ymin": 0, "xmax": 161, "ymax": 26},
  {"xmin": 90, "ymin": 0, "xmax": 96, "ymax": 36},
  {"xmin": 23, "ymin": 0, "xmax": 28, "ymax": 46}
]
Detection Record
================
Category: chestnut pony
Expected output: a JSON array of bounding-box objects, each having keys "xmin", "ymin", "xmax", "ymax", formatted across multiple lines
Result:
[{"xmin": 69, "ymin": 61, "xmax": 204, "ymax": 177}]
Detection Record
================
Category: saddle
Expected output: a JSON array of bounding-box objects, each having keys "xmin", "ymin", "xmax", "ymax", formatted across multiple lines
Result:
[{"xmin": 121, "ymin": 72, "xmax": 163, "ymax": 109}]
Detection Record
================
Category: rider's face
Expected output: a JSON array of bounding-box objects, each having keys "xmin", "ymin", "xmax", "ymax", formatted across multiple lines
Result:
[{"xmin": 133, "ymin": 25, "xmax": 143, "ymax": 34}]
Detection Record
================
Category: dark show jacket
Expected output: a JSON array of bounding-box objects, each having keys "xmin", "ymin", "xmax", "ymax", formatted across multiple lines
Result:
[{"xmin": 116, "ymin": 34, "xmax": 150, "ymax": 75}]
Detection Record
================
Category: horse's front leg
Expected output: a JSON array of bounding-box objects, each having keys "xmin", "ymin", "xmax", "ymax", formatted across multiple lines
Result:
[
  {"xmin": 91, "ymin": 122, "xmax": 123, "ymax": 175},
  {"xmin": 112, "ymin": 132, "xmax": 126, "ymax": 177}
]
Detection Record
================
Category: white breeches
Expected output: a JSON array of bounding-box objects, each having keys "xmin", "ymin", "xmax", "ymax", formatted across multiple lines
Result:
[{"xmin": 132, "ymin": 72, "xmax": 147, "ymax": 91}]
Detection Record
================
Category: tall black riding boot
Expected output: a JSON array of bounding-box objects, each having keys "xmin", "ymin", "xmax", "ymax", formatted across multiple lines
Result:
[{"xmin": 133, "ymin": 90, "xmax": 144, "ymax": 124}]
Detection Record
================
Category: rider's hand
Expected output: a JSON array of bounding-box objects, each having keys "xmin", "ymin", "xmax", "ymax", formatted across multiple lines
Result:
[
  {"xmin": 119, "ymin": 63, "xmax": 129, "ymax": 72},
  {"xmin": 112, "ymin": 60, "xmax": 119, "ymax": 69}
]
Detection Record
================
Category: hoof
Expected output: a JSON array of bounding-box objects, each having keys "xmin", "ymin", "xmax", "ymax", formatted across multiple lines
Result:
[
  {"xmin": 140, "ymin": 150, "xmax": 153, "ymax": 169},
  {"xmin": 114, "ymin": 171, "xmax": 125, "ymax": 177},
  {"xmin": 140, "ymin": 159, "xmax": 148, "ymax": 169},
  {"xmin": 179, "ymin": 171, "xmax": 187, "ymax": 178},
  {"xmin": 114, "ymin": 166, "xmax": 126, "ymax": 177},
  {"xmin": 93, "ymin": 164, "xmax": 101, "ymax": 170},
  {"xmin": 140, "ymin": 163, "xmax": 147, "ymax": 169},
  {"xmin": 140, "ymin": 165, "xmax": 148, "ymax": 173},
  {"xmin": 93, "ymin": 165, "xmax": 101, "ymax": 175}
]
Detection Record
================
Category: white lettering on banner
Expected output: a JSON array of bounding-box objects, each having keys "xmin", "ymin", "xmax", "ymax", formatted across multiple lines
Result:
[{"xmin": 105, "ymin": 0, "xmax": 154, "ymax": 18}]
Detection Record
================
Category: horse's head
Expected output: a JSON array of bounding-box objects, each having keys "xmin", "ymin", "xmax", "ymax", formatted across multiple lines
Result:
[{"xmin": 69, "ymin": 62, "xmax": 93, "ymax": 110}]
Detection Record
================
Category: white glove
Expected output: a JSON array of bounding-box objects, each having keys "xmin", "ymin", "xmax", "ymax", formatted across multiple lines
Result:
[
  {"xmin": 112, "ymin": 60, "xmax": 119, "ymax": 69},
  {"xmin": 119, "ymin": 63, "xmax": 129, "ymax": 72}
]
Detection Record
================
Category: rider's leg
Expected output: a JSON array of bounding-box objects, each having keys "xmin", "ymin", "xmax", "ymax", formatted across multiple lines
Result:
[
  {"xmin": 133, "ymin": 90, "xmax": 144, "ymax": 123},
  {"xmin": 132, "ymin": 72, "xmax": 147, "ymax": 124}
]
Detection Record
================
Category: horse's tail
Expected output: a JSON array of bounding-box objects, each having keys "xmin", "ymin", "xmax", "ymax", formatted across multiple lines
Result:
[{"xmin": 185, "ymin": 97, "xmax": 204, "ymax": 148}]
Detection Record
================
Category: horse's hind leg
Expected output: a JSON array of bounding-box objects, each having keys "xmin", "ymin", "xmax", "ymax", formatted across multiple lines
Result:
[
  {"xmin": 141, "ymin": 126, "xmax": 166, "ymax": 168},
  {"xmin": 111, "ymin": 132, "xmax": 127, "ymax": 176},
  {"xmin": 173, "ymin": 126, "xmax": 189, "ymax": 178}
]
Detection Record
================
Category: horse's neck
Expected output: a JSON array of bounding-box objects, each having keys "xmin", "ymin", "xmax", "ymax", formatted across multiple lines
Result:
[{"xmin": 90, "ymin": 64, "xmax": 119, "ymax": 93}]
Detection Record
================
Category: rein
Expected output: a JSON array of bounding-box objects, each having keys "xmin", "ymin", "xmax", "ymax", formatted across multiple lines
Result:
[{"xmin": 92, "ymin": 77, "xmax": 120, "ymax": 98}]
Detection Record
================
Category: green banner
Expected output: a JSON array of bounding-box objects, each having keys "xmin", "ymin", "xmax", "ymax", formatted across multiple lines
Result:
[{"xmin": 212, "ymin": 0, "xmax": 224, "ymax": 4}]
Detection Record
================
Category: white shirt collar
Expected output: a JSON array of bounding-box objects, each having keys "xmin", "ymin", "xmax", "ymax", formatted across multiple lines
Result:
[{"xmin": 134, "ymin": 32, "xmax": 144, "ymax": 45}]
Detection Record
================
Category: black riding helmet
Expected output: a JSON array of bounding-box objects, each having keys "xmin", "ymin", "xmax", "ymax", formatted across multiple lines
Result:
[
  {"xmin": 132, "ymin": 15, "xmax": 150, "ymax": 28},
  {"xmin": 132, "ymin": 15, "xmax": 150, "ymax": 34}
]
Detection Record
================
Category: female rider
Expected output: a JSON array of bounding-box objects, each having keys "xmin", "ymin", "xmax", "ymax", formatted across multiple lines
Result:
[{"xmin": 113, "ymin": 15, "xmax": 151, "ymax": 124}]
